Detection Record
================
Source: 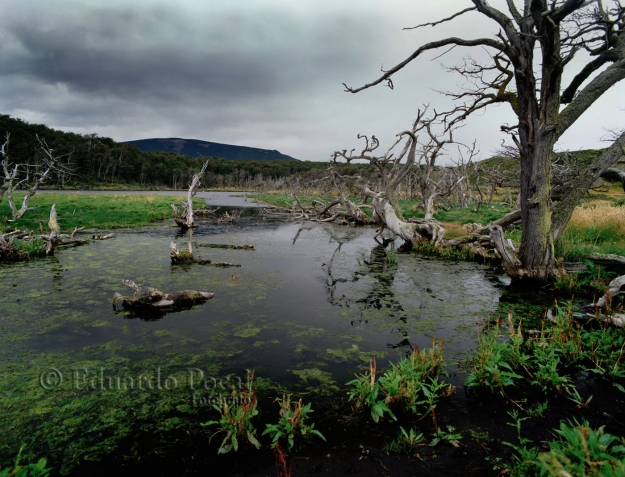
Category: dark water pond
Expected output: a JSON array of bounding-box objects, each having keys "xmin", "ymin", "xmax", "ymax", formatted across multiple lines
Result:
[{"xmin": 0, "ymin": 198, "xmax": 555, "ymax": 474}]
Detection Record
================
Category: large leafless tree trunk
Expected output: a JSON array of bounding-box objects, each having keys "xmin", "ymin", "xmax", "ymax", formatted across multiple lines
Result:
[{"xmin": 343, "ymin": 1, "xmax": 625, "ymax": 282}]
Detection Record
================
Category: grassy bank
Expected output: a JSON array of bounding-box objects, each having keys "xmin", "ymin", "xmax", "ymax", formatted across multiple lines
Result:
[
  {"xmin": 254, "ymin": 192, "xmax": 625, "ymax": 261},
  {"xmin": 0, "ymin": 193, "xmax": 206, "ymax": 231}
]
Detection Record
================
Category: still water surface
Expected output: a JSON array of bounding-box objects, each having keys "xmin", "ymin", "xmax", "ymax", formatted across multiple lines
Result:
[{"xmin": 2, "ymin": 199, "xmax": 511, "ymax": 385}]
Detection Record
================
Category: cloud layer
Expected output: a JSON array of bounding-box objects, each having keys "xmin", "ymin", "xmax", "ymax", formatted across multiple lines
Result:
[{"xmin": 1, "ymin": 1, "xmax": 622, "ymax": 162}]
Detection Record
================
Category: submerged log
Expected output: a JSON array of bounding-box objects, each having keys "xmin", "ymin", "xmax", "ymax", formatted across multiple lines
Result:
[
  {"xmin": 113, "ymin": 279, "xmax": 214, "ymax": 312},
  {"xmin": 170, "ymin": 241, "xmax": 241, "ymax": 267},
  {"xmin": 208, "ymin": 261, "xmax": 241, "ymax": 268},
  {"xmin": 197, "ymin": 243, "xmax": 255, "ymax": 250}
]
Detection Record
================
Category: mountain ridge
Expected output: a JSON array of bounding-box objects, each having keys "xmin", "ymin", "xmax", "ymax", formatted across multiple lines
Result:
[{"xmin": 123, "ymin": 137, "xmax": 299, "ymax": 162}]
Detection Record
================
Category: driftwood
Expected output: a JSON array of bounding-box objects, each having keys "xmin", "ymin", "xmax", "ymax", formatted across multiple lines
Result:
[
  {"xmin": 475, "ymin": 209, "xmax": 521, "ymax": 235},
  {"xmin": 0, "ymin": 206, "xmax": 87, "ymax": 261},
  {"xmin": 549, "ymin": 275, "xmax": 625, "ymax": 327},
  {"xmin": 197, "ymin": 243, "xmax": 255, "ymax": 251},
  {"xmin": 489, "ymin": 224, "xmax": 521, "ymax": 275},
  {"xmin": 92, "ymin": 233, "xmax": 114, "ymax": 240},
  {"xmin": 113, "ymin": 279, "xmax": 214, "ymax": 312}
]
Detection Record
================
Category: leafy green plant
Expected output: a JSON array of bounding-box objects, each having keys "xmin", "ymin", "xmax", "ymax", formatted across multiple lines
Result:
[
  {"xmin": 262, "ymin": 395, "xmax": 326, "ymax": 450},
  {"xmin": 347, "ymin": 339, "xmax": 453, "ymax": 422},
  {"xmin": 0, "ymin": 446, "xmax": 52, "ymax": 477},
  {"xmin": 582, "ymin": 326, "xmax": 625, "ymax": 381},
  {"xmin": 383, "ymin": 426, "xmax": 425, "ymax": 454},
  {"xmin": 527, "ymin": 401, "xmax": 549, "ymax": 418},
  {"xmin": 378, "ymin": 338, "xmax": 451, "ymax": 414},
  {"xmin": 465, "ymin": 322, "xmax": 523, "ymax": 392},
  {"xmin": 429, "ymin": 426, "xmax": 462, "ymax": 447},
  {"xmin": 501, "ymin": 410, "xmax": 541, "ymax": 477},
  {"xmin": 347, "ymin": 358, "xmax": 397, "ymax": 423},
  {"xmin": 538, "ymin": 419, "xmax": 625, "ymax": 476},
  {"xmin": 201, "ymin": 373, "xmax": 261, "ymax": 454}
]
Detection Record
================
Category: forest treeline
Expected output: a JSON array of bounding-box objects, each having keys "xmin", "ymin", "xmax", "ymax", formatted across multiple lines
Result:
[{"xmin": 0, "ymin": 115, "xmax": 353, "ymax": 189}]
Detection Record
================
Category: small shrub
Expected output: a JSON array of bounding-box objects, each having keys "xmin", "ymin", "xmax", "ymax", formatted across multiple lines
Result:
[
  {"xmin": 201, "ymin": 373, "xmax": 260, "ymax": 453},
  {"xmin": 262, "ymin": 395, "xmax": 326, "ymax": 450},
  {"xmin": 347, "ymin": 338, "xmax": 453, "ymax": 422},
  {"xmin": 464, "ymin": 322, "xmax": 524, "ymax": 392}
]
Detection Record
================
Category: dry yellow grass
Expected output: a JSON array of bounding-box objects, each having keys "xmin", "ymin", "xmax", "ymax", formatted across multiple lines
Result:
[
  {"xmin": 441, "ymin": 222, "xmax": 468, "ymax": 239},
  {"xmin": 569, "ymin": 203, "xmax": 625, "ymax": 235}
]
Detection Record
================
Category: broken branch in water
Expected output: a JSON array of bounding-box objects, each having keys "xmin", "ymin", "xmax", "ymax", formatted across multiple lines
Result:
[{"xmin": 218, "ymin": 210, "xmax": 242, "ymax": 223}]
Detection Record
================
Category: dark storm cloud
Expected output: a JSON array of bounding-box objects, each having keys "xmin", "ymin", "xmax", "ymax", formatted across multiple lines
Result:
[
  {"xmin": 0, "ymin": 2, "xmax": 377, "ymax": 102},
  {"xmin": 0, "ymin": 1, "xmax": 621, "ymax": 161}
]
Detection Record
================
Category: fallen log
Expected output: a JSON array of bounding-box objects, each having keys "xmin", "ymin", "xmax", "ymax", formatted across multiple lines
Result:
[
  {"xmin": 113, "ymin": 279, "xmax": 214, "ymax": 312},
  {"xmin": 549, "ymin": 275, "xmax": 625, "ymax": 327},
  {"xmin": 588, "ymin": 253, "xmax": 625, "ymax": 270}
]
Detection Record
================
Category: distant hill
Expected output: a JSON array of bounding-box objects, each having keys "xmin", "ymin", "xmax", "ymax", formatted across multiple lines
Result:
[{"xmin": 123, "ymin": 138, "xmax": 299, "ymax": 162}]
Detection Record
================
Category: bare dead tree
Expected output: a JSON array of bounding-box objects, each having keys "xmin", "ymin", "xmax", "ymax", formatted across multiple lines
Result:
[
  {"xmin": 448, "ymin": 143, "xmax": 478, "ymax": 210},
  {"xmin": 330, "ymin": 107, "xmax": 446, "ymax": 243},
  {"xmin": 172, "ymin": 160, "xmax": 209, "ymax": 230},
  {"xmin": 343, "ymin": 1, "xmax": 625, "ymax": 281},
  {"xmin": 0, "ymin": 134, "xmax": 20, "ymax": 205},
  {"xmin": 1, "ymin": 134, "xmax": 75, "ymax": 219}
]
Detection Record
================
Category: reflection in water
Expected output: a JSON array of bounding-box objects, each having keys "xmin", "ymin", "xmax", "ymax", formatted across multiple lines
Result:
[{"xmin": 317, "ymin": 226, "xmax": 415, "ymax": 352}]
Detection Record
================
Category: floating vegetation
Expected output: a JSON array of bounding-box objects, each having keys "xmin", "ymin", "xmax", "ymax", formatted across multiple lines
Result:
[
  {"xmin": 291, "ymin": 368, "xmax": 340, "ymax": 395},
  {"xmin": 233, "ymin": 325, "xmax": 262, "ymax": 338}
]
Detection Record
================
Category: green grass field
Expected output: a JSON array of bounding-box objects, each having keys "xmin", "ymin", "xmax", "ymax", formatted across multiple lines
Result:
[{"xmin": 1, "ymin": 193, "xmax": 206, "ymax": 231}]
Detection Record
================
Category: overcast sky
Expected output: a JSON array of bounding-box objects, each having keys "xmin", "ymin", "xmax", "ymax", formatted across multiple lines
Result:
[{"xmin": 0, "ymin": 1, "xmax": 623, "ymax": 163}]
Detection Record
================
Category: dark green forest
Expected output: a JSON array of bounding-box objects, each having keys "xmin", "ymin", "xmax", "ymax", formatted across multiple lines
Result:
[{"xmin": 0, "ymin": 115, "xmax": 335, "ymax": 189}]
